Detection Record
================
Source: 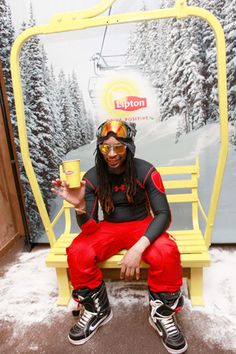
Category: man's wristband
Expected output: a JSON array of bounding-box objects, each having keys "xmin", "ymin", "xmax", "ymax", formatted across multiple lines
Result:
[
  {"xmin": 75, "ymin": 207, "xmax": 86, "ymax": 214},
  {"xmin": 74, "ymin": 201, "xmax": 81, "ymax": 209}
]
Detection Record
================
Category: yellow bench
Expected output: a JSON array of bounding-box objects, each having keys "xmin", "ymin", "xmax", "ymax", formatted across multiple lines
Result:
[{"xmin": 46, "ymin": 157, "xmax": 210, "ymax": 307}]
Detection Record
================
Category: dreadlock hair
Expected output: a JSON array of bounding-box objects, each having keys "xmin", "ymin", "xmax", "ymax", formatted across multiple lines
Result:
[{"xmin": 95, "ymin": 146, "xmax": 137, "ymax": 215}]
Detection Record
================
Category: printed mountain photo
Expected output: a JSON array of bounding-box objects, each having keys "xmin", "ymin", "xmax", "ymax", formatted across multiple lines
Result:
[{"xmin": 0, "ymin": 0, "xmax": 235, "ymax": 243}]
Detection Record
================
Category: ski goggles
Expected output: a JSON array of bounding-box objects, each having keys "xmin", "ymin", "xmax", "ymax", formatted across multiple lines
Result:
[
  {"xmin": 96, "ymin": 120, "xmax": 135, "ymax": 139},
  {"xmin": 99, "ymin": 143, "xmax": 127, "ymax": 155}
]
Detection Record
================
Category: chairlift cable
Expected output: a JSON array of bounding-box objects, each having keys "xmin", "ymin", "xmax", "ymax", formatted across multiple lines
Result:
[{"xmin": 98, "ymin": 6, "xmax": 112, "ymax": 61}]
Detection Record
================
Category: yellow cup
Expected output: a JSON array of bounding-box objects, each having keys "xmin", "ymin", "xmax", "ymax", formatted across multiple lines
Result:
[{"xmin": 62, "ymin": 159, "xmax": 81, "ymax": 188}]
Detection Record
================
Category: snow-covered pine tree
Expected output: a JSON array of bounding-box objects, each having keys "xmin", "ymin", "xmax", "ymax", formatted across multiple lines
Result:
[
  {"xmin": 160, "ymin": 17, "xmax": 184, "ymax": 123},
  {"xmin": 47, "ymin": 65, "xmax": 67, "ymax": 162},
  {"xmin": 16, "ymin": 21, "xmax": 41, "ymax": 242},
  {"xmin": 183, "ymin": 0, "xmax": 206, "ymax": 130},
  {"xmin": 68, "ymin": 71, "xmax": 94, "ymax": 147},
  {"xmin": 198, "ymin": 1, "xmax": 215, "ymax": 122},
  {"xmin": 146, "ymin": 20, "xmax": 160, "ymax": 90},
  {"xmin": 86, "ymin": 111, "xmax": 95, "ymax": 141},
  {"xmin": 20, "ymin": 21, "xmax": 55, "ymax": 198},
  {"xmin": 68, "ymin": 71, "xmax": 86, "ymax": 148},
  {"xmin": 0, "ymin": 0, "xmax": 17, "ymax": 136},
  {"xmin": 126, "ymin": 0, "xmax": 174, "ymax": 120},
  {"xmin": 0, "ymin": 3, "xmax": 38, "ymax": 242},
  {"xmin": 201, "ymin": 0, "xmax": 226, "ymax": 123},
  {"xmin": 19, "ymin": 7, "xmax": 58, "ymax": 240},
  {"xmin": 41, "ymin": 46, "xmax": 64, "ymax": 170},
  {"xmin": 146, "ymin": 16, "xmax": 172, "ymax": 117},
  {"xmin": 152, "ymin": 0, "xmax": 175, "ymax": 121},
  {"xmin": 77, "ymin": 87, "xmax": 91, "ymax": 145},
  {"xmin": 126, "ymin": 7, "xmax": 150, "ymax": 75},
  {"xmin": 126, "ymin": 31, "xmax": 136, "ymax": 66},
  {"xmin": 161, "ymin": 0, "xmax": 206, "ymax": 140},
  {"xmin": 210, "ymin": 0, "xmax": 226, "ymax": 122},
  {"xmin": 121, "ymin": 0, "xmax": 236, "ymax": 145},
  {"xmin": 57, "ymin": 70, "xmax": 75, "ymax": 153},
  {"xmin": 223, "ymin": 0, "xmax": 236, "ymax": 145}
]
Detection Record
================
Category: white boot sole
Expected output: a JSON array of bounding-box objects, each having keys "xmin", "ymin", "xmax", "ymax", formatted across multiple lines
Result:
[
  {"xmin": 68, "ymin": 310, "xmax": 113, "ymax": 346},
  {"xmin": 149, "ymin": 316, "xmax": 188, "ymax": 354}
]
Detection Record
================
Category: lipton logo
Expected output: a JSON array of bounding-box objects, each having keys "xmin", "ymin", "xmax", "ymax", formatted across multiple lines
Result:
[
  {"xmin": 114, "ymin": 96, "xmax": 147, "ymax": 111},
  {"xmin": 65, "ymin": 170, "xmax": 74, "ymax": 175}
]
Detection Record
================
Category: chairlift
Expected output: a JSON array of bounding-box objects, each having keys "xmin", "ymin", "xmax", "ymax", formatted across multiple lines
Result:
[
  {"xmin": 91, "ymin": 52, "xmax": 142, "ymax": 74},
  {"xmin": 10, "ymin": 0, "xmax": 228, "ymax": 253},
  {"xmin": 88, "ymin": 10, "xmax": 143, "ymax": 104}
]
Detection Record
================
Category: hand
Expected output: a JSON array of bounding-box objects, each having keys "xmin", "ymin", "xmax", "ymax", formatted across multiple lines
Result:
[
  {"xmin": 51, "ymin": 178, "xmax": 86, "ymax": 208},
  {"xmin": 118, "ymin": 236, "xmax": 151, "ymax": 281},
  {"xmin": 119, "ymin": 247, "xmax": 142, "ymax": 281}
]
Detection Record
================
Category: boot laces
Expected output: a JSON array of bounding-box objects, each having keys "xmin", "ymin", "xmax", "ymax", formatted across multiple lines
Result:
[
  {"xmin": 75, "ymin": 306, "xmax": 97, "ymax": 329},
  {"xmin": 75, "ymin": 297, "xmax": 101, "ymax": 330},
  {"xmin": 151, "ymin": 299, "xmax": 179, "ymax": 337}
]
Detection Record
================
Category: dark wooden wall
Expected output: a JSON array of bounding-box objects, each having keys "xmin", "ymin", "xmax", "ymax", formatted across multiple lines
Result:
[{"xmin": 0, "ymin": 63, "xmax": 26, "ymax": 254}]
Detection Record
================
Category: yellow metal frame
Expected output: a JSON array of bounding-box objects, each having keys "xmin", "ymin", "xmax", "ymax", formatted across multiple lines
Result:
[
  {"xmin": 10, "ymin": 0, "xmax": 228, "ymax": 248},
  {"xmin": 47, "ymin": 158, "xmax": 209, "ymax": 306}
]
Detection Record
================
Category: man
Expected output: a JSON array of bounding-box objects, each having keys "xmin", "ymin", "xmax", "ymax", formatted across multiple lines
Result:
[{"xmin": 51, "ymin": 119, "xmax": 188, "ymax": 354}]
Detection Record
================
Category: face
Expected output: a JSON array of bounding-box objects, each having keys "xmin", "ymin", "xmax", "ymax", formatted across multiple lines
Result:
[{"xmin": 99, "ymin": 136, "xmax": 127, "ymax": 171}]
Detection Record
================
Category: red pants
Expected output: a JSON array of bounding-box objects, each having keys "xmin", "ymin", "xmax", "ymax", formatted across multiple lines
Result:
[{"xmin": 66, "ymin": 216, "xmax": 182, "ymax": 293}]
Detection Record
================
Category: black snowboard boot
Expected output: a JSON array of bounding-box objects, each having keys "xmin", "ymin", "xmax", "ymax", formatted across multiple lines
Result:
[
  {"xmin": 149, "ymin": 289, "xmax": 188, "ymax": 354},
  {"xmin": 68, "ymin": 281, "xmax": 112, "ymax": 345}
]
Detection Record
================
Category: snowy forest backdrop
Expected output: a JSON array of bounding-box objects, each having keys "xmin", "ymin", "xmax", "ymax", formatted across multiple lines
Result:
[
  {"xmin": 0, "ymin": 0, "xmax": 235, "ymax": 243},
  {"xmin": 0, "ymin": 1, "xmax": 95, "ymax": 241}
]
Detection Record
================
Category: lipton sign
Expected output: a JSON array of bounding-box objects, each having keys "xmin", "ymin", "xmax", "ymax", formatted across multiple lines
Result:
[
  {"xmin": 114, "ymin": 96, "xmax": 147, "ymax": 111},
  {"xmin": 96, "ymin": 70, "xmax": 157, "ymax": 122}
]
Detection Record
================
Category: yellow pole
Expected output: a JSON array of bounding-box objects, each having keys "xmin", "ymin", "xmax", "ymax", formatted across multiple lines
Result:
[
  {"xmin": 10, "ymin": 0, "xmax": 228, "ymax": 248},
  {"xmin": 10, "ymin": 36, "xmax": 57, "ymax": 247}
]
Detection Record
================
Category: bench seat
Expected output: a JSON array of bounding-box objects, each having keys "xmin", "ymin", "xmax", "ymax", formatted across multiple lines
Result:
[{"xmin": 46, "ymin": 229, "xmax": 210, "ymax": 306}]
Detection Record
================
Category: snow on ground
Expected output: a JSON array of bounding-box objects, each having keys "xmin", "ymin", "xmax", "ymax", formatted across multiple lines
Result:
[
  {"xmin": 184, "ymin": 247, "xmax": 236, "ymax": 351},
  {"xmin": 0, "ymin": 246, "xmax": 236, "ymax": 351}
]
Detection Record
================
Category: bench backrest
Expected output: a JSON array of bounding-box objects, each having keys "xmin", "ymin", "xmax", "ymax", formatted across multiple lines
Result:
[
  {"xmin": 158, "ymin": 158, "xmax": 201, "ymax": 231},
  {"xmin": 59, "ymin": 157, "xmax": 204, "ymax": 232}
]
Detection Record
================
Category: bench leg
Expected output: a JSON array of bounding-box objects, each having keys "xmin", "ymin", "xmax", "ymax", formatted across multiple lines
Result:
[
  {"xmin": 187, "ymin": 268, "xmax": 204, "ymax": 307},
  {"xmin": 55, "ymin": 268, "xmax": 71, "ymax": 306}
]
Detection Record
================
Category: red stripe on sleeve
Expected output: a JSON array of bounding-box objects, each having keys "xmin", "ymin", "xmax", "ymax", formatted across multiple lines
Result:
[{"xmin": 151, "ymin": 170, "xmax": 165, "ymax": 193}]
